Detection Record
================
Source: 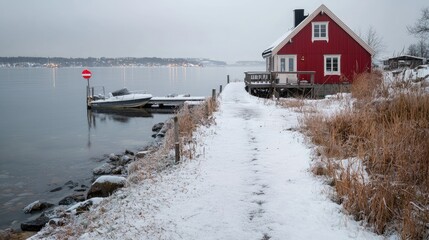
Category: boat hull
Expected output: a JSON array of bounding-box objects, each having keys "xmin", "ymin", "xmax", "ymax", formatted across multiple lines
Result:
[{"xmin": 90, "ymin": 94, "xmax": 152, "ymax": 109}]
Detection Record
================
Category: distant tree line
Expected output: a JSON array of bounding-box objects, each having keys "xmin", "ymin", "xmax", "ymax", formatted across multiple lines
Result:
[{"xmin": 0, "ymin": 57, "xmax": 227, "ymax": 68}]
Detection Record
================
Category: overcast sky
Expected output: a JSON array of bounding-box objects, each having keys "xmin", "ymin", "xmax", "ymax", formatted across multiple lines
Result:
[{"xmin": 0, "ymin": 0, "xmax": 427, "ymax": 63}]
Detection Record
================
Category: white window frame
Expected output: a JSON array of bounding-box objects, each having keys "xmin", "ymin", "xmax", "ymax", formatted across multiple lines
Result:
[
  {"xmin": 277, "ymin": 55, "xmax": 296, "ymax": 72},
  {"xmin": 324, "ymin": 54, "xmax": 341, "ymax": 76},
  {"xmin": 280, "ymin": 58, "xmax": 286, "ymax": 72},
  {"xmin": 312, "ymin": 21, "xmax": 329, "ymax": 42}
]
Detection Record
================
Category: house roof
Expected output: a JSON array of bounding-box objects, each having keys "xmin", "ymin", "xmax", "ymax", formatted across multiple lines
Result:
[
  {"xmin": 262, "ymin": 4, "xmax": 375, "ymax": 58},
  {"xmin": 386, "ymin": 55, "xmax": 426, "ymax": 61}
]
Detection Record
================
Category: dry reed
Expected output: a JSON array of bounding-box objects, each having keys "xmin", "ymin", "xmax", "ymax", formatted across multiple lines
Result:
[
  {"xmin": 128, "ymin": 97, "xmax": 218, "ymax": 183},
  {"xmin": 302, "ymin": 72, "xmax": 429, "ymax": 239},
  {"xmin": 277, "ymin": 98, "xmax": 305, "ymax": 111}
]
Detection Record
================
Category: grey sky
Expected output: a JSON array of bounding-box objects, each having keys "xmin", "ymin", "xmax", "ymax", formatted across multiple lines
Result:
[{"xmin": 0, "ymin": 0, "xmax": 427, "ymax": 63}]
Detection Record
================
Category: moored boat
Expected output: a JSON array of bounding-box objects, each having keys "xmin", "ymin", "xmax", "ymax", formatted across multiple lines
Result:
[{"xmin": 89, "ymin": 88, "xmax": 152, "ymax": 109}]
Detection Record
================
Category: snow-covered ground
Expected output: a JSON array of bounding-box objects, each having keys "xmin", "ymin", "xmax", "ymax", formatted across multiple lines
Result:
[
  {"xmin": 32, "ymin": 82, "xmax": 386, "ymax": 239},
  {"xmin": 385, "ymin": 64, "xmax": 429, "ymax": 85}
]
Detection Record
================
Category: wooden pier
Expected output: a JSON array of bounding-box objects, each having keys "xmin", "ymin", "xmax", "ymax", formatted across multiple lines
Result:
[
  {"xmin": 244, "ymin": 71, "xmax": 316, "ymax": 98},
  {"xmin": 145, "ymin": 96, "xmax": 206, "ymax": 108}
]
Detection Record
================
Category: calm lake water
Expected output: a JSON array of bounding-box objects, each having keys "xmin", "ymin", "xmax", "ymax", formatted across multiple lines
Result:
[{"xmin": 0, "ymin": 65, "xmax": 263, "ymax": 229}]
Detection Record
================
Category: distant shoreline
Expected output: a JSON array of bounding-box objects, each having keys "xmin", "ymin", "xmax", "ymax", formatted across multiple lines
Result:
[{"xmin": 0, "ymin": 57, "xmax": 264, "ymax": 68}]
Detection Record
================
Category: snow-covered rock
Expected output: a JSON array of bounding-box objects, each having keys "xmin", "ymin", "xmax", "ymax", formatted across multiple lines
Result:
[
  {"xmin": 152, "ymin": 122, "xmax": 164, "ymax": 132},
  {"xmin": 125, "ymin": 149, "xmax": 134, "ymax": 155},
  {"xmin": 93, "ymin": 175, "xmax": 126, "ymax": 185},
  {"xmin": 119, "ymin": 155, "xmax": 132, "ymax": 165},
  {"xmin": 58, "ymin": 193, "xmax": 85, "ymax": 205},
  {"xmin": 23, "ymin": 200, "xmax": 54, "ymax": 214},
  {"xmin": 136, "ymin": 151, "xmax": 149, "ymax": 158},
  {"xmin": 92, "ymin": 163, "xmax": 115, "ymax": 175},
  {"xmin": 108, "ymin": 153, "xmax": 120, "ymax": 162},
  {"xmin": 86, "ymin": 176, "xmax": 127, "ymax": 199},
  {"xmin": 66, "ymin": 197, "xmax": 104, "ymax": 215}
]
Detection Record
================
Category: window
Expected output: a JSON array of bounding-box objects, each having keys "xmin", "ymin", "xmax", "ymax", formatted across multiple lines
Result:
[
  {"xmin": 324, "ymin": 55, "xmax": 341, "ymax": 75},
  {"xmin": 312, "ymin": 22, "xmax": 329, "ymax": 42},
  {"xmin": 280, "ymin": 58, "xmax": 286, "ymax": 72},
  {"xmin": 288, "ymin": 58, "xmax": 294, "ymax": 71},
  {"xmin": 278, "ymin": 55, "xmax": 296, "ymax": 72}
]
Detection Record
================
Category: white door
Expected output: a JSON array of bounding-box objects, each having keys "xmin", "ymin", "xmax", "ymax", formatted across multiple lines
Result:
[{"xmin": 278, "ymin": 55, "xmax": 297, "ymax": 84}]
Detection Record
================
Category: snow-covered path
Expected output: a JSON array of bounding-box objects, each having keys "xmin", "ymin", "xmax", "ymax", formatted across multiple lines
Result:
[
  {"xmin": 66, "ymin": 82, "xmax": 381, "ymax": 239},
  {"xmin": 144, "ymin": 82, "xmax": 380, "ymax": 240}
]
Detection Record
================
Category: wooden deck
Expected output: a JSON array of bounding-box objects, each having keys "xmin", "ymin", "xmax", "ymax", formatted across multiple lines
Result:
[
  {"xmin": 146, "ymin": 96, "xmax": 205, "ymax": 108},
  {"xmin": 244, "ymin": 71, "xmax": 316, "ymax": 98}
]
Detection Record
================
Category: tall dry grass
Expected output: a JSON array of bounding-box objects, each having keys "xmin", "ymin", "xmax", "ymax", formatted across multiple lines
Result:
[
  {"xmin": 128, "ymin": 97, "xmax": 218, "ymax": 183},
  {"xmin": 164, "ymin": 97, "xmax": 218, "ymax": 159},
  {"xmin": 302, "ymin": 72, "xmax": 429, "ymax": 239},
  {"xmin": 350, "ymin": 70, "xmax": 384, "ymax": 100}
]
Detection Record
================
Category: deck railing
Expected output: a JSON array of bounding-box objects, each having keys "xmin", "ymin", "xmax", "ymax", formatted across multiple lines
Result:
[
  {"xmin": 245, "ymin": 71, "xmax": 316, "ymax": 98},
  {"xmin": 271, "ymin": 71, "xmax": 315, "ymax": 85},
  {"xmin": 245, "ymin": 71, "xmax": 315, "ymax": 86},
  {"xmin": 244, "ymin": 71, "xmax": 272, "ymax": 84}
]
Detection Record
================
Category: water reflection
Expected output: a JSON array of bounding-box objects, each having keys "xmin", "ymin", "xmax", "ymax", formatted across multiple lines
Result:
[
  {"xmin": 86, "ymin": 108, "xmax": 153, "ymax": 148},
  {"xmin": 87, "ymin": 108, "xmax": 152, "ymax": 127},
  {"xmin": 51, "ymin": 67, "xmax": 57, "ymax": 88}
]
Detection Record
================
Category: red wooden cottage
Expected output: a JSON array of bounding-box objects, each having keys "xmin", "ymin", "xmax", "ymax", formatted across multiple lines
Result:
[{"xmin": 261, "ymin": 4, "xmax": 373, "ymax": 87}]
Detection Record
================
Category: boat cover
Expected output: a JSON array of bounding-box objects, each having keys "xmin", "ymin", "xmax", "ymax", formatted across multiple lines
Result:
[{"xmin": 111, "ymin": 88, "xmax": 130, "ymax": 96}]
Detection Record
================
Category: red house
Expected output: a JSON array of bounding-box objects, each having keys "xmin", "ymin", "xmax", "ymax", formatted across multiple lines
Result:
[{"xmin": 262, "ymin": 4, "xmax": 374, "ymax": 86}]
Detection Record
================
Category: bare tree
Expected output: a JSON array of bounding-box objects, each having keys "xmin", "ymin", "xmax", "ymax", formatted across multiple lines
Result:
[
  {"xmin": 364, "ymin": 26, "xmax": 385, "ymax": 59},
  {"xmin": 408, "ymin": 7, "xmax": 429, "ymax": 37},
  {"xmin": 408, "ymin": 43, "xmax": 419, "ymax": 56},
  {"xmin": 408, "ymin": 38, "xmax": 429, "ymax": 58}
]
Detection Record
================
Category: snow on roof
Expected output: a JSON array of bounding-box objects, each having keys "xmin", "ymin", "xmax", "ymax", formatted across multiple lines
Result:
[
  {"xmin": 262, "ymin": 29, "xmax": 294, "ymax": 57},
  {"xmin": 387, "ymin": 55, "xmax": 426, "ymax": 61},
  {"xmin": 262, "ymin": 4, "xmax": 374, "ymax": 58}
]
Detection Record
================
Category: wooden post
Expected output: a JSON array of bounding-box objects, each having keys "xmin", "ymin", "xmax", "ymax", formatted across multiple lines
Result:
[
  {"xmin": 86, "ymin": 85, "xmax": 90, "ymax": 109},
  {"xmin": 174, "ymin": 116, "xmax": 180, "ymax": 163},
  {"xmin": 273, "ymin": 88, "xmax": 279, "ymax": 100},
  {"xmin": 227, "ymin": 75, "xmax": 230, "ymax": 84},
  {"xmin": 212, "ymin": 89, "xmax": 216, "ymax": 101}
]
